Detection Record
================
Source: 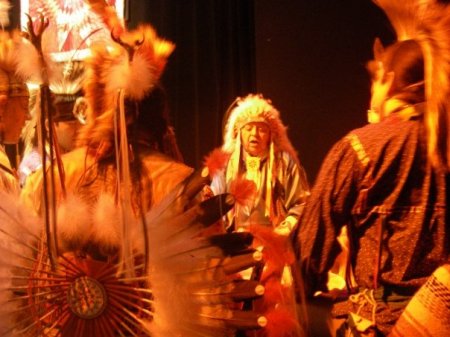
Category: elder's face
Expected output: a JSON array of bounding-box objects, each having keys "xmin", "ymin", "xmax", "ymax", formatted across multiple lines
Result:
[{"xmin": 240, "ymin": 122, "xmax": 270, "ymax": 157}]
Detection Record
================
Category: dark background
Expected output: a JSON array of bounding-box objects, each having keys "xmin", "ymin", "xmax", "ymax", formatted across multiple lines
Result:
[{"xmin": 10, "ymin": 0, "xmax": 395, "ymax": 184}]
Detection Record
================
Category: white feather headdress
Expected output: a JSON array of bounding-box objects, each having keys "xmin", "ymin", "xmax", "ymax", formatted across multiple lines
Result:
[{"xmin": 222, "ymin": 94, "xmax": 298, "ymax": 161}]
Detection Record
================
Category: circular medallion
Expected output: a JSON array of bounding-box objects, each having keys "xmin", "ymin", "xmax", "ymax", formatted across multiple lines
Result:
[{"xmin": 67, "ymin": 276, "xmax": 107, "ymax": 319}]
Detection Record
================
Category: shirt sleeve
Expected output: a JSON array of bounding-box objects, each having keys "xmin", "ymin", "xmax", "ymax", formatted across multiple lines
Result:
[
  {"xmin": 275, "ymin": 156, "xmax": 311, "ymax": 235},
  {"xmin": 294, "ymin": 138, "xmax": 361, "ymax": 295}
]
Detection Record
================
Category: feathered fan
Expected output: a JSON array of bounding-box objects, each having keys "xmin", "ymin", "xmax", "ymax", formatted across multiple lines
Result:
[{"xmin": 0, "ymin": 168, "xmax": 271, "ymax": 337}]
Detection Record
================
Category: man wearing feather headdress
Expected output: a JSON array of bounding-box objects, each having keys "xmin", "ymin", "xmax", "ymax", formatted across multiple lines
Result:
[
  {"xmin": 295, "ymin": 1, "xmax": 450, "ymax": 336},
  {"xmin": 211, "ymin": 94, "xmax": 310, "ymax": 336},
  {"xmin": 214, "ymin": 94, "xmax": 310, "ymax": 237}
]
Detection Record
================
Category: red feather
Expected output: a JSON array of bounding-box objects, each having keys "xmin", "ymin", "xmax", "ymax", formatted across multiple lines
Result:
[
  {"xmin": 249, "ymin": 224, "xmax": 295, "ymax": 278},
  {"xmin": 264, "ymin": 306, "xmax": 301, "ymax": 337},
  {"xmin": 263, "ymin": 276, "xmax": 289, "ymax": 307},
  {"xmin": 229, "ymin": 177, "xmax": 257, "ymax": 207},
  {"xmin": 202, "ymin": 148, "xmax": 230, "ymax": 177}
]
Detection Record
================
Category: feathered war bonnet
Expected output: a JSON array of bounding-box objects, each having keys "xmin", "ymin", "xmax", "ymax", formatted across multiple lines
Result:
[
  {"xmin": 373, "ymin": 0, "xmax": 450, "ymax": 170},
  {"xmin": 222, "ymin": 94, "xmax": 299, "ymax": 222}
]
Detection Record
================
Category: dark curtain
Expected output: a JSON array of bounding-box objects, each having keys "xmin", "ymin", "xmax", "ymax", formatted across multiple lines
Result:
[{"xmin": 128, "ymin": 0, "xmax": 257, "ymax": 168}]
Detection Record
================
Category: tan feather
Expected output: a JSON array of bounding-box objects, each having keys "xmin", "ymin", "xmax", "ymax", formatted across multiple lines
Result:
[{"xmin": 56, "ymin": 193, "xmax": 92, "ymax": 252}]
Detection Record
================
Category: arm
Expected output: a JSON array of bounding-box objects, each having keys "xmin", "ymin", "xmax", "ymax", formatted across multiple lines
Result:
[{"xmin": 274, "ymin": 155, "xmax": 310, "ymax": 235}]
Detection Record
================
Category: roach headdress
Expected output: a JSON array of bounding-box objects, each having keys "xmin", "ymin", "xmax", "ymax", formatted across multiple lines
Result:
[
  {"xmin": 373, "ymin": 0, "xmax": 450, "ymax": 169},
  {"xmin": 77, "ymin": 0, "xmax": 174, "ymax": 148}
]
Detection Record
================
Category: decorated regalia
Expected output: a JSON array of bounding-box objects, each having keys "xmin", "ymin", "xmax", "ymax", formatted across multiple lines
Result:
[
  {"xmin": 212, "ymin": 94, "xmax": 310, "ymax": 337},
  {"xmin": 213, "ymin": 94, "xmax": 310, "ymax": 236},
  {"xmin": 295, "ymin": 1, "xmax": 450, "ymax": 336}
]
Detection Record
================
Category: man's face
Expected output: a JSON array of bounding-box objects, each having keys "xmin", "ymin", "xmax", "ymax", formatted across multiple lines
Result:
[
  {"xmin": 2, "ymin": 95, "xmax": 30, "ymax": 144},
  {"xmin": 240, "ymin": 121, "xmax": 270, "ymax": 157},
  {"xmin": 54, "ymin": 120, "xmax": 80, "ymax": 153}
]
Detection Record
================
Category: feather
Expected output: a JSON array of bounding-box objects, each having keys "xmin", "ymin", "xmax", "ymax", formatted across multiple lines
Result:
[
  {"xmin": 0, "ymin": 192, "xmax": 41, "ymax": 335},
  {"xmin": 203, "ymin": 148, "xmax": 230, "ymax": 178},
  {"xmin": 92, "ymin": 193, "xmax": 121, "ymax": 253},
  {"xmin": 76, "ymin": 24, "xmax": 175, "ymax": 147},
  {"xmin": 124, "ymin": 52, "xmax": 156, "ymax": 99},
  {"xmin": 264, "ymin": 306, "xmax": 301, "ymax": 337},
  {"xmin": 372, "ymin": 1, "xmax": 450, "ymax": 169},
  {"xmin": 229, "ymin": 176, "xmax": 257, "ymax": 207},
  {"xmin": 0, "ymin": 182, "xmax": 276, "ymax": 336},
  {"xmin": 85, "ymin": 0, "xmax": 124, "ymax": 36},
  {"xmin": 249, "ymin": 224, "xmax": 295, "ymax": 279},
  {"xmin": 373, "ymin": 0, "xmax": 431, "ymax": 41},
  {"xmin": 262, "ymin": 276, "xmax": 288, "ymax": 307},
  {"xmin": 56, "ymin": 193, "xmax": 91, "ymax": 252},
  {"xmin": 141, "ymin": 171, "xmax": 269, "ymax": 336},
  {"xmin": 15, "ymin": 39, "xmax": 43, "ymax": 85}
]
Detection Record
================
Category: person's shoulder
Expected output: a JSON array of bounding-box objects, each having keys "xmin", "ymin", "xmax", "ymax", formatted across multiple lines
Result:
[
  {"xmin": 342, "ymin": 115, "xmax": 421, "ymax": 162},
  {"xmin": 60, "ymin": 147, "xmax": 93, "ymax": 175},
  {"xmin": 351, "ymin": 115, "xmax": 419, "ymax": 141}
]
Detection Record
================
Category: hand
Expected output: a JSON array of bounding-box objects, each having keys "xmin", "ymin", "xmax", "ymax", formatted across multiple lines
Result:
[{"xmin": 274, "ymin": 215, "xmax": 297, "ymax": 236}]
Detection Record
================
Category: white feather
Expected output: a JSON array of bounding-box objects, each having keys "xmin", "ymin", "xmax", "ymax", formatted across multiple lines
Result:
[
  {"xmin": 105, "ymin": 53, "xmax": 129, "ymax": 95},
  {"xmin": 56, "ymin": 193, "xmax": 91, "ymax": 252},
  {"xmin": 92, "ymin": 193, "xmax": 121, "ymax": 252},
  {"xmin": 15, "ymin": 39, "xmax": 43, "ymax": 84},
  {"xmin": 105, "ymin": 52, "xmax": 156, "ymax": 100},
  {"xmin": 126, "ymin": 53, "xmax": 156, "ymax": 100}
]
